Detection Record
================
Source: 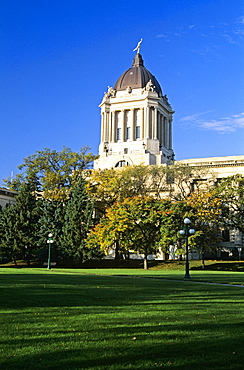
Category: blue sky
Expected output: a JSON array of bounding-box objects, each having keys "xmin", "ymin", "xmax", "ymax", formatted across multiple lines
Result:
[{"xmin": 1, "ymin": 0, "xmax": 243, "ymax": 184}]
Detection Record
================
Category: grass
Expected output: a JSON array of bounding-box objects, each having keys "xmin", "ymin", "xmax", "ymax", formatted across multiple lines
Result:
[
  {"xmin": 0, "ymin": 267, "xmax": 244, "ymax": 369},
  {"xmin": 73, "ymin": 267, "xmax": 244, "ymax": 286}
]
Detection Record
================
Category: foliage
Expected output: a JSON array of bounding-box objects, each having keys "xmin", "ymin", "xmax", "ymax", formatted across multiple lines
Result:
[
  {"xmin": 4, "ymin": 146, "xmax": 97, "ymax": 201},
  {"xmin": 159, "ymin": 200, "xmax": 192, "ymax": 251},
  {"xmin": 0, "ymin": 183, "xmax": 39, "ymax": 264},
  {"xmin": 0, "ymin": 204, "xmax": 20, "ymax": 264},
  {"xmin": 86, "ymin": 197, "xmax": 188, "ymax": 269},
  {"xmin": 215, "ymin": 174, "xmax": 244, "ymax": 233},
  {"xmin": 86, "ymin": 165, "xmax": 151, "ymax": 214},
  {"xmin": 146, "ymin": 164, "xmax": 170, "ymax": 199},
  {"xmin": 0, "ymin": 177, "xmax": 100, "ymax": 266},
  {"xmin": 2, "ymin": 154, "xmax": 242, "ymax": 267},
  {"xmin": 86, "ymin": 163, "xmax": 216, "ymax": 217},
  {"xmin": 186, "ymin": 189, "xmax": 223, "ymax": 265},
  {"xmin": 167, "ymin": 163, "xmax": 216, "ymax": 200},
  {"xmin": 37, "ymin": 198, "xmax": 66, "ymax": 263},
  {"xmin": 62, "ymin": 176, "xmax": 100, "ymax": 263}
]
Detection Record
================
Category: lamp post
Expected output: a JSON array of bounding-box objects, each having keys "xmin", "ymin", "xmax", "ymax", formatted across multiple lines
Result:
[
  {"xmin": 47, "ymin": 233, "xmax": 54, "ymax": 270},
  {"xmin": 237, "ymin": 247, "xmax": 242, "ymax": 261},
  {"xmin": 179, "ymin": 218, "xmax": 195, "ymax": 279}
]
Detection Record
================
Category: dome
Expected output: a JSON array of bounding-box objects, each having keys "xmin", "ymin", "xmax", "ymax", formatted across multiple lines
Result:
[{"xmin": 114, "ymin": 53, "xmax": 162, "ymax": 95}]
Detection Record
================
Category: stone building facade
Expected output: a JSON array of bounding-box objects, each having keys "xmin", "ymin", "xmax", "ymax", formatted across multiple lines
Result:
[
  {"xmin": 94, "ymin": 45, "xmax": 244, "ymax": 259},
  {"xmin": 94, "ymin": 52, "xmax": 174, "ymax": 170}
]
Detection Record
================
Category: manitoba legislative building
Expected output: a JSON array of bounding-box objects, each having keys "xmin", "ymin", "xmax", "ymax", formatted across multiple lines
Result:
[{"xmin": 94, "ymin": 43, "xmax": 244, "ymax": 258}]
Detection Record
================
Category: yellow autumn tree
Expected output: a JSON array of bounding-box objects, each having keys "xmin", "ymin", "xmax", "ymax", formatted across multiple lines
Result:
[
  {"xmin": 85, "ymin": 165, "xmax": 151, "ymax": 215},
  {"xmin": 86, "ymin": 196, "xmax": 175, "ymax": 269},
  {"xmin": 186, "ymin": 189, "xmax": 222, "ymax": 267}
]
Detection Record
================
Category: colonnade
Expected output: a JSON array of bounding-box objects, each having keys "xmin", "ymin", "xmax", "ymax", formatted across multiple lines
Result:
[
  {"xmin": 101, "ymin": 106, "xmax": 171, "ymax": 149},
  {"xmin": 157, "ymin": 112, "xmax": 172, "ymax": 149}
]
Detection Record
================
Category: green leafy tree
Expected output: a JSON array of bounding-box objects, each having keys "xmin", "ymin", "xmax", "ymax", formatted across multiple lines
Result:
[
  {"xmin": 86, "ymin": 165, "xmax": 151, "ymax": 215},
  {"xmin": 167, "ymin": 163, "xmax": 216, "ymax": 200},
  {"xmin": 159, "ymin": 200, "xmax": 192, "ymax": 254},
  {"xmin": 86, "ymin": 163, "xmax": 216, "ymax": 216},
  {"xmin": 4, "ymin": 146, "xmax": 97, "ymax": 201},
  {"xmin": 215, "ymin": 174, "xmax": 244, "ymax": 233},
  {"xmin": 147, "ymin": 165, "xmax": 170, "ymax": 199},
  {"xmin": 62, "ymin": 176, "xmax": 97, "ymax": 264},
  {"xmin": 86, "ymin": 197, "xmax": 178, "ymax": 269},
  {"xmin": 186, "ymin": 189, "xmax": 223, "ymax": 268}
]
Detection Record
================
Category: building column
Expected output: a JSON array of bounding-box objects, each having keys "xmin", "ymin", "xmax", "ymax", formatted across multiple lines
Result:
[
  {"xmin": 156, "ymin": 111, "xmax": 159, "ymax": 142},
  {"xmin": 111, "ymin": 111, "xmax": 115, "ymax": 143},
  {"xmin": 106, "ymin": 112, "xmax": 110, "ymax": 143},
  {"xmin": 103, "ymin": 111, "xmax": 110, "ymax": 143},
  {"xmin": 121, "ymin": 110, "xmax": 125, "ymax": 142},
  {"xmin": 146, "ymin": 106, "xmax": 150, "ymax": 138},
  {"xmin": 153, "ymin": 107, "xmax": 158, "ymax": 139},
  {"xmin": 166, "ymin": 119, "xmax": 170, "ymax": 148},
  {"xmin": 131, "ymin": 109, "xmax": 135, "ymax": 141},
  {"xmin": 169, "ymin": 119, "xmax": 172, "ymax": 149},
  {"xmin": 101, "ymin": 112, "xmax": 105, "ymax": 142},
  {"xmin": 159, "ymin": 113, "xmax": 163, "ymax": 147},
  {"xmin": 163, "ymin": 117, "xmax": 167, "ymax": 147},
  {"xmin": 141, "ymin": 107, "xmax": 145, "ymax": 140}
]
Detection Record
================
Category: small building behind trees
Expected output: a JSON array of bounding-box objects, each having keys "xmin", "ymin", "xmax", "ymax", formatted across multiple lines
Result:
[{"xmin": 0, "ymin": 187, "xmax": 17, "ymax": 208}]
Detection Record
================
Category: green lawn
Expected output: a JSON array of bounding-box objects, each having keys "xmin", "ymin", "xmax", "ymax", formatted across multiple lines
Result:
[
  {"xmin": 58, "ymin": 267, "xmax": 244, "ymax": 286},
  {"xmin": 0, "ymin": 267, "xmax": 244, "ymax": 369}
]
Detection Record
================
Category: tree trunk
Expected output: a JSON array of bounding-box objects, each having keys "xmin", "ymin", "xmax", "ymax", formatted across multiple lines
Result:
[
  {"xmin": 201, "ymin": 252, "xmax": 205, "ymax": 269},
  {"xmin": 114, "ymin": 241, "xmax": 120, "ymax": 260},
  {"xmin": 124, "ymin": 251, "xmax": 130, "ymax": 260},
  {"xmin": 26, "ymin": 246, "xmax": 31, "ymax": 266},
  {"xmin": 79, "ymin": 255, "xmax": 83, "ymax": 265},
  {"xmin": 144, "ymin": 249, "xmax": 148, "ymax": 270}
]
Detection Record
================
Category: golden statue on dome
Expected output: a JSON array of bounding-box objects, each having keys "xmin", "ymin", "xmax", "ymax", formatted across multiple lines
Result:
[{"xmin": 133, "ymin": 38, "xmax": 143, "ymax": 54}]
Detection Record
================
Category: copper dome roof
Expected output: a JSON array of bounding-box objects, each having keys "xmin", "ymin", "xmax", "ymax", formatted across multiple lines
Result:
[{"xmin": 114, "ymin": 53, "xmax": 162, "ymax": 95}]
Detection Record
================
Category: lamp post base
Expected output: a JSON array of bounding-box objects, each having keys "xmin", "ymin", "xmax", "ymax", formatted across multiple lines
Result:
[{"xmin": 184, "ymin": 261, "xmax": 191, "ymax": 279}]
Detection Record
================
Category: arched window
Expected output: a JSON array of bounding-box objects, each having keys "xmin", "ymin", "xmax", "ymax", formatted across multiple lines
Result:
[{"xmin": 115, "ymin": 160, "xmax": 130, "ymax": 168}]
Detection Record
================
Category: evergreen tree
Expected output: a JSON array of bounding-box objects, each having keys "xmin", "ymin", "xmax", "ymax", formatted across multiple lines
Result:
[
  {"xmin": 13, "ymin": 182, "xmax": 39, "ymax": 265},
  {"xmin": 62, "ymin": 176, "xmax": 96, "ymax": 264},
  {"xmin": 0, "ymin": 183, "xmax": 39, "ymax": 265},
  {"xmin": 0, "ymin": 204, "xmax": 20, "ymax": 265},
  {"xmin": 37, "ymin": 199, "xmax": 65, "ymax": 264}
]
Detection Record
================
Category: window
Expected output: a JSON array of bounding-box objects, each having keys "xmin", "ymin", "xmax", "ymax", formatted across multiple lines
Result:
[
  {"xmin": 222, "ymin": 230, "xmax": 230, "ymax": 242},
  {"xmin": 126, "ymin": 127, "xmax": 131, "ymax": 140},
  {"xmin": 117, "ymin": 128, "xmax": 121, "ymax": 141},
  {"xmin": 135, "ymin": 126, "xmax": 140, "ymax": 139},
  {"xmin": 115, "ymin": 160, "xmax": 130, "ymax": 167}
]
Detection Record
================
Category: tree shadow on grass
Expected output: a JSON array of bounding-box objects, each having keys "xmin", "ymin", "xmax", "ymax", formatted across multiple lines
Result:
[
  {"xmin": 1, "ymin": 272, "xmax": 243, "ymax": 310},
  {"xmin": 1, "ymin": 321, "xmax": 244, "ymax": 369},
  {"xmin": 191, "ymin": 262, "xmax": 244, "ymax": 272},
  {"xmin": 1, "ymin": 273, "xmax": 244, "ymax": 369},
  {"xmin": 1, "ymin": 272, "xmax": 244, "ymax": 308}
]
